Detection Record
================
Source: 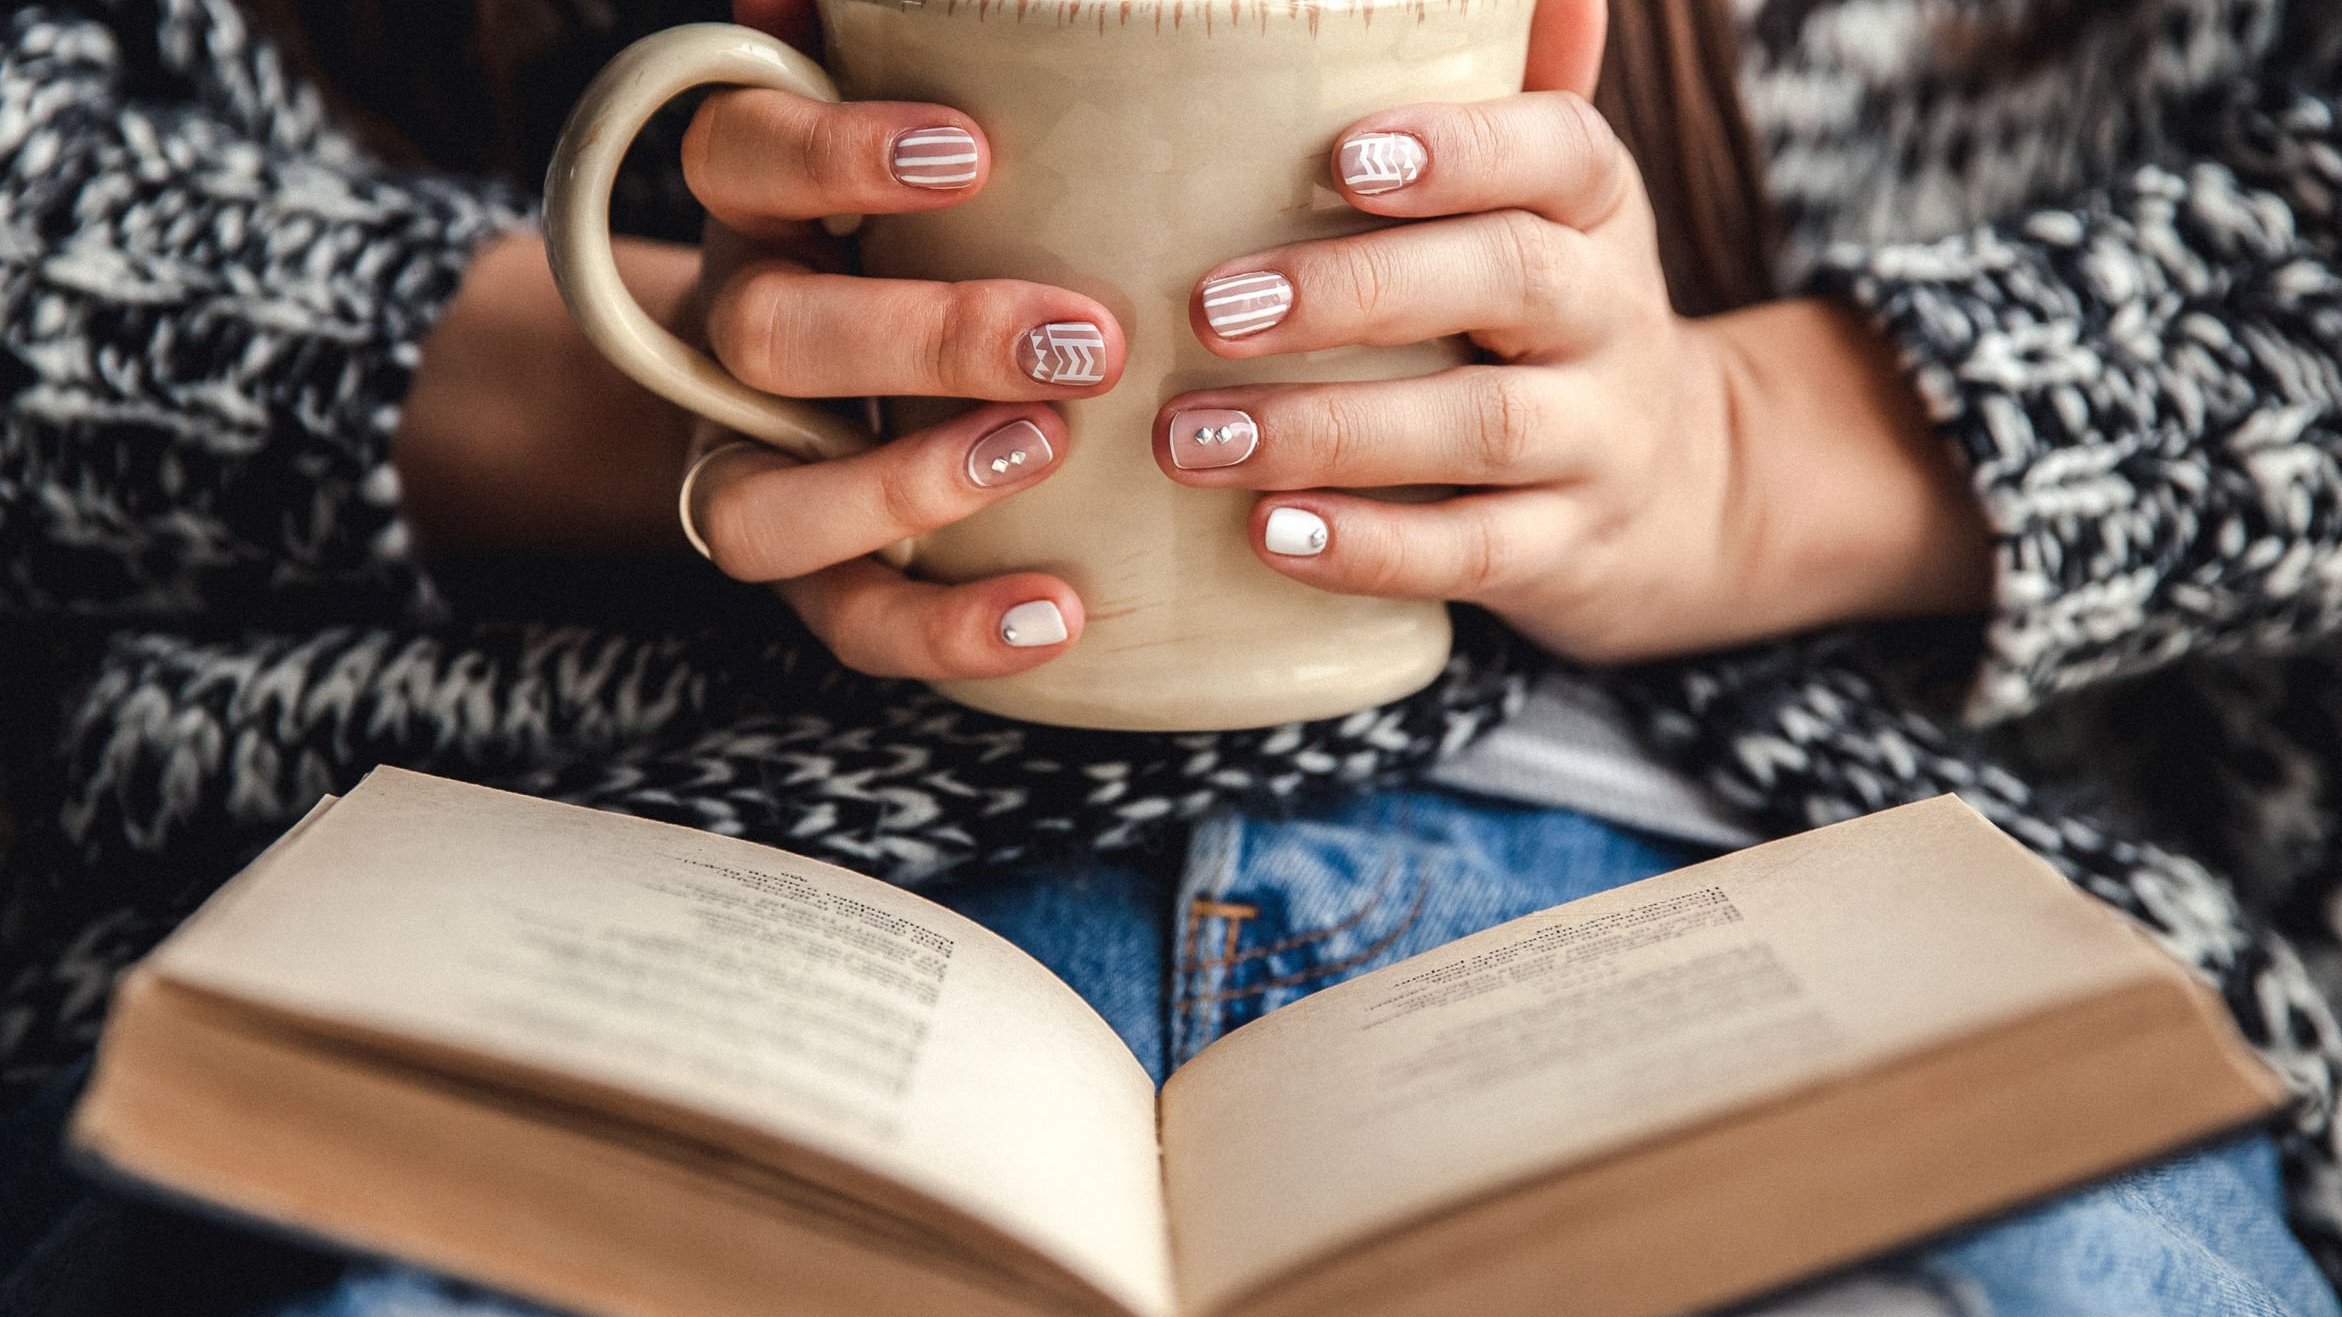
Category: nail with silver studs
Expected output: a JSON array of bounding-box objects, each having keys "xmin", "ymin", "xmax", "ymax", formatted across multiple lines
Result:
[
  {"xmin": 1000, "ymin": 599, "xmax": 1070, "ymax": 648},
  {"xmin": 1169, "ymin": 408, "xmax": 1259, "ymax": 470},
  {"xmin": 1264, "ymin": 506, "xmax": 1329, "ymax": 557},
  {"xmin": 967, "ymin": 419, "xmax": 1056, "ymax": 489}
]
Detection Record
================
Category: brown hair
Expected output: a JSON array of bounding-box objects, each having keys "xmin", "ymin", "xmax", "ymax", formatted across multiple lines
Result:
[
  {"xmin": 250, "ymin": 0, "xmax": 1777, "ymax": 315},
  {"xmin": 1595, "ymin": 0, "xmax": 1776, "ymax": 316}
]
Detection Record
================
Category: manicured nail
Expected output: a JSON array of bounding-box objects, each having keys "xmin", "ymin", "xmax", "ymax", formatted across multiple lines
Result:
[
  {"xmin": 1169, "ymin": 409, "xmax": 1258, "ymax": 470},
  {"xmin": 1264, "ymin": 507, "xmax": 1328, "ymax": 557},
  {"xmin": 1200, "ymin": 272, "xmax": 1293, "ymax": 340},
  {"xmin": 1000, "ymin": 599, "xmax": 1069, "ymax": 648},
  {"xmin": 1338, "ymin": 131, "xmax": 1427, "ymax": 195},
  {"xmin": 1018, "ymin": 322, "xmax": 1106, "ymax": 385},
  {"xmin": 967, "ymin": 419, "xmax": 1055, "ymax": 488},
  {"xmin": 891, "ymin": 126, "xmax": 979, "ymax": 189}
]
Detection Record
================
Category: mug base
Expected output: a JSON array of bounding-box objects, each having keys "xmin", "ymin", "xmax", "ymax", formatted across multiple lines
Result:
[{"xmin": 928, "ymin": 612, "xmax": 1454, "ymax": 732}]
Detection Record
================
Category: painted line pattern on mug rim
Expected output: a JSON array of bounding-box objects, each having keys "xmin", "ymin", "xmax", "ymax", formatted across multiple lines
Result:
[
  {"xmin": 892, "ymin": 126, "xmax": 981, "ymax": 188},
  {"xmin": 1200, "ymin": 272, "xmax": 1293, "ymax": 338}
]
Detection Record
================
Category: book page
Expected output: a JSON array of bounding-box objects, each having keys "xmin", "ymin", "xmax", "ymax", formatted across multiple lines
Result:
[
  {"xmin": 1159, "ymin": 797, "xmax": 2183, "ymax": 1313},
  {"xmin": 148, "ymin": 768, "xmax": 1173, "ymax": 1317}
]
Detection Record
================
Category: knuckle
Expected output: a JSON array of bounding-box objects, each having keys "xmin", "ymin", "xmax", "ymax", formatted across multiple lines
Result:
[
  {"xmin": 1314, "ymin": 238, "xmax": 1405, "ymax": 324},
  {"xmin": 874, "ymin": 461, "xmax": 959, "ymax": 536},
  {"xmin": 1454, "ymin": 511, "xmax": 1518, "ymax": 599},
  {"xmin": 1451, "ymin": 102, "xmax": 1511, "ymax": 179},
  {"xmin": 1493, "ymin": 208, "xmax": 1567, "ymax": 326},
  {"xmin": 1466, "ymin": 368, "xmax": 1543, "ymax": 475},
  {"xmin": 1543, "ymin": 92, "xmax": 1630, "ymax": 220},
  {"xmin": 918, "ymin": 595, "xmax": 992, "ymax": 675},
  {"xmin": 1289, "ymin": 387, "xmax": 1366, "ymax": 477},
  {"xmin": 928, "ymin": 282, "xmax": 1013, "ymax": 394},
  {"xmin": 708, "ymin": 270, "xmax": 790, "ymax": 391},
  {"xmin": 797, "ymin": 103, "xmax": 865, "ymax": 190},
  {"xmin": 699, "ymin": 483, "xmax": 799, "ymax": 582}
]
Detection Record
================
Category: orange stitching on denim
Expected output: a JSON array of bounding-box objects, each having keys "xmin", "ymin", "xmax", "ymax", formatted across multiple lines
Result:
[
  {"xmin": 1175, "ymin": 857, "xmax": 1405, "ymax": 972},
  {"xmin": 1180, "ymin": 871, "xmax": 1427, "ymax": 1008},
  {"xmin": 1185, "ymin": 900, "xmax": 1257, "ymax": 966}
]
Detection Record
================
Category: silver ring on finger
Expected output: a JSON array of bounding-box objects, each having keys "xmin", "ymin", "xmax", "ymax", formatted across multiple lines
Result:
[{"xmin": 678, "ymin": 440, "xmax": 761, "ymax": 563}]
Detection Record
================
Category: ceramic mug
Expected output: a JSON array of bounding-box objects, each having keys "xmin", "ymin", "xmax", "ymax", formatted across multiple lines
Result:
[{"xmin": 544, "ymin": 2, "xmax": 1534, "ymax": 731}]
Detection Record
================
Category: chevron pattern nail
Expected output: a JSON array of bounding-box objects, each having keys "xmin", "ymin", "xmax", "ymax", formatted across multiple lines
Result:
[
  {"xmin": 1017, "ymin": 321, "xmax": 1106, "ymax": 385},
  {"xmin": 891, "ymin": 126, "xmax": 979, "ymax": 189},
  {"xmin": 1338, "ymin": 132, "xmax": 1428, "ymax": 195},
  {"xmin": 1200, "ymin": 272, "xmax": 1293, "ymax": 339}
]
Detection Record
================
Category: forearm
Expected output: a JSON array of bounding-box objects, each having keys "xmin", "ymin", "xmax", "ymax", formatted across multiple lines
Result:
[
  {"xmin": 1701, "ymin": 298, "xmax": 1992, "ymax": 637},
  {"xmin": 395, "ymin": 233, "xmax": 700, "ymax": 558}
]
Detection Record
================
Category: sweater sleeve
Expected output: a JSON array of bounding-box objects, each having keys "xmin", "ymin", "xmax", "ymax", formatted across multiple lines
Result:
[
  {"xmin": 1818, "ymin": 76, "xmax": 2342, "ymax": 725},
  {"xmin": 0, "ymin": 0, "xmax": 531, "ymax": 620}
]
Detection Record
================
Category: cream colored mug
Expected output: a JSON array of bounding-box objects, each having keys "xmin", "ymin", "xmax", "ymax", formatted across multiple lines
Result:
[{"xmin": 545, "ymin": 3, "xmax": 1534, "ymax": 731}]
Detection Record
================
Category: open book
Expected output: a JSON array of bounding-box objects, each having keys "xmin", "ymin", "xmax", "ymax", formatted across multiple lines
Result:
[{"xmin": 72, "ymin": 769, "xmax": 2285, "ymax": 1317}]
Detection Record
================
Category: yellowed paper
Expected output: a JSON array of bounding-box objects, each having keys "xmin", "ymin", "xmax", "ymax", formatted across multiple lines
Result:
[
  {"xmin": 150, "ymin": 768, "xmax": 1174, "ymax": 1317},
  {"xmin": 1159, "ymin": 797, "xmax": 2174, "ymax": 1313}
]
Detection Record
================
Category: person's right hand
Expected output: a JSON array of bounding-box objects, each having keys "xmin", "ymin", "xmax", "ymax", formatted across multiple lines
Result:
[{"xmin": 676, "ymin": 84, "xmax": 1127, "ymax": 679}]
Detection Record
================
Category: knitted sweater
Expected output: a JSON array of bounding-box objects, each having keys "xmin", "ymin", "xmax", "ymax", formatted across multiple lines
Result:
[{"xmin": 7, "ymin": 0, "xmax": 2342, "ymax": 1272}]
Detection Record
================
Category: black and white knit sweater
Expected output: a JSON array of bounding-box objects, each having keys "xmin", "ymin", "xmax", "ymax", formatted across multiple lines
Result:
[{"xmin": 8, "ymin": 0, "xmax": 2342, "ymax": 1274}]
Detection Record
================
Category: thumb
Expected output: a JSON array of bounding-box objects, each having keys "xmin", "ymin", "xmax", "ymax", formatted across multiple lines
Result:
[{"xmin": 734, "ymin": 0, "xmax": 824, "ymax": 55}]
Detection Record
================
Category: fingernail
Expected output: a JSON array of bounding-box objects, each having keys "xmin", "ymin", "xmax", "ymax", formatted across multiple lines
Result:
[
  {"xmin": 1264, "ymin": 507, "xmax": 1329, "ymax": 557},
  {"xmin": 1000, "ymin": 599, "xmax": 1069, "ymax": 648},
  {"xmin": 1169, "ymin": 409, "xmax": 1259, "ymax": 470},
  {"xmin": 1018, "ymin": 322, "xmax": 1107, "ymax": 385},
  {"xmin": 967, "ymin": 419, "xmax": 1055, "ymax": 488},
  {"xmin": 1338, "ymin": 131, "xmax": 1428, "ymax": 195},
  {"xmin": 1200, "ymin": 272, "xmax": 1293, "ymax": 340},
  {"xmin": 891, "ymin": 126, "xmax": 979, "ymax": 189}
]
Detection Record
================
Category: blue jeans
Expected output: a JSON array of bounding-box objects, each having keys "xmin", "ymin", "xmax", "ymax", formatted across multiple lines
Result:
[{"xmin": 5, "ymin": 788, "xmax": 2335, "ymax": 1316}]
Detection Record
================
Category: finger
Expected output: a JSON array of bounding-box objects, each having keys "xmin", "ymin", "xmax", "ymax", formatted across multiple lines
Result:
[
  {"xmin": 1157, "ymin": 366, "xmax": 1581, "ymax": 490},
  {"xmin": 683, "ymin": 90, "xmax": 990, "ymax": 231},
  {"xmin": 1246, "ymin": 489, "xmax": 1579, "ymax": 605},
  {"xmin": 779, "ymin": 558, "xmax": 1084, "ymax": 680},
  {"xmin": 691, "ymin": 404, "xmax": 1069, "ymax": 582},
  {"xmin": 1190, "ymin": 210, "xmax": 1603, "ymax": 357},
  {"xmin": 708, "ymin": 262, "xmax": 1124, "ymax": 398},
  {"xmin": 1329, "ymin": 93, "xmax": 1637, "ymax": 230}
]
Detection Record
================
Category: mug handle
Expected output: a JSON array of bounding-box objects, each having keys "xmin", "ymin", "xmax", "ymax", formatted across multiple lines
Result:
[{"xmin": 544, "ymin": 23, "xmax": 872, "ymax": 462}]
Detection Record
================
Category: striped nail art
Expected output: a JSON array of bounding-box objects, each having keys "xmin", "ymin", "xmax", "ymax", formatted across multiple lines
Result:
[
  {"xmin": 1338, "ymin": 131, "xmax": 1427, "ymax": 195},
  {"xmin": 891, "ymin": 126, "xmax": 979, "ymax": 189},
  {"xmin": 1200, "ymin": 272, "xmax": 1293, "ymax": 339},
  {"xmin": 1018, "ymin": 322, "xmax": 1106, "ymax": 385}
]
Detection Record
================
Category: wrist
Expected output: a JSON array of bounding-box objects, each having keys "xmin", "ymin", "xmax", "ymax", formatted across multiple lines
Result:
[{"xmin": 1701, "ymin": 298, "xmax": 1992, "ymax": 634}]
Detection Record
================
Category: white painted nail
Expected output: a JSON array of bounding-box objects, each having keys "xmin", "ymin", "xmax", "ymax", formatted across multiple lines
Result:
[
  {"xmin": 1000, "ymin": 599, "xmax": 1069, "ymax": 647},
  {"xmin": 1339, "ymin": 132, "xmax": 1428, "ymax": 195},
  {"xmin": 1264, "ymin": 507, "xmax": 1329, "ymax": 557},
  {"xmin": 891, "ymin": 126, "xmax": 979, "ymax": 189},
  {"xmin": 1200, "ymin": 272, "xmax": 1293, "ymax": 339}
]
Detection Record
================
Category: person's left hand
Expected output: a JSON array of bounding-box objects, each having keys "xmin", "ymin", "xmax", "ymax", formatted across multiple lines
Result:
[{"xmin": 1154, "ymin": 92, "xmax": 1989, "ymax": 664}]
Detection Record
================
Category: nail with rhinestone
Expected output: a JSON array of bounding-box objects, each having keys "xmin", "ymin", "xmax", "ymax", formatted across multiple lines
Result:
[
  {"xmin": 1264, "ymin": 507, "xmax": 1329, "ymax": 557},
  {"xmin": 967, "ymin": 419, "xmax": 1056, "ymax": 489},
  {"xmin": 1017, "ymin": 321, "xmax": 1107, "ymax": 385},
  {"xmin": 1168, "ymin": 408, "xmax": 1259, "ymax": 470},
  {"xmin": 1338, "ymin": 131, "xmax": 1428, "ymax": 195},
  {"xmin": 1199, "ymin": 272, "xmax": 1293, "ymax": 340},
  {"xmin": 1000, "ymin": 599, "xmax": 1069, "ymax": 648}
]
